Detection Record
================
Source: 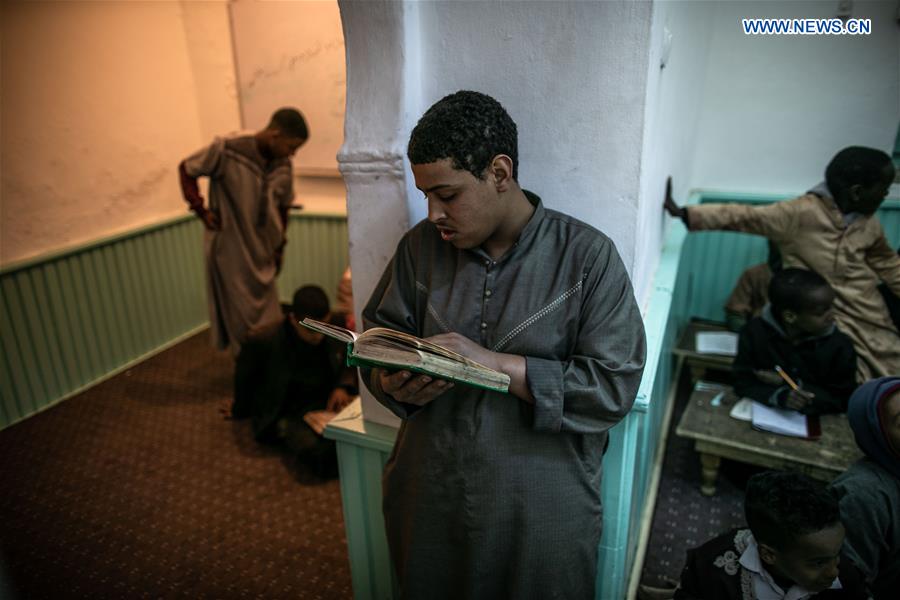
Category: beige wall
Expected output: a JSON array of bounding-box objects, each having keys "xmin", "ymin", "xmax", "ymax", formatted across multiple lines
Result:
[{"xmin": 0, "ymin": 0, "xmax": 240, "ymax": 265}]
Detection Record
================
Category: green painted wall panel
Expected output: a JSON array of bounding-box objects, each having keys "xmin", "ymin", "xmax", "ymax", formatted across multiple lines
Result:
[
  {"xmin": 277, "ymin": 214, "xmax": 349, "ymax": 307},
  {"xmin": 0, "ymin": 213, "xmax": 348, "ymax": 430},
  {"xmin": 44, "ymin": 266, "xmax": 75, "ymax": 396},
  {"xmin": 43, "ymin": 262, "xmax": 79, "ymax": 393},
  {"xmin": 0, "ymin": 280, "xmax": 30, "ymax": 421}
]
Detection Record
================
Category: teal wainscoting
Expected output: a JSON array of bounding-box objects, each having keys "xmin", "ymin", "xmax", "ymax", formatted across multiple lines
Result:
[
  {"xmin": 277, "ymin": 212, "xmax": 350, "ymax": 308},
  {"xmin": 326, "ymin": 403, "xmax": 398, "ymax": 600},
  {"xmin": 595, "ymin": 199, "xmax": 689, "ymax": 600},
  {"xmin": 0, "ymin": 211, "xmax": 348, "ymax": 430}
]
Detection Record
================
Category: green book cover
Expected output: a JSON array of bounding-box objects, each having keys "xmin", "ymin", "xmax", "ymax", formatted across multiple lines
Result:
[{"xmin": 299, "ymin": 317, "xmax": 510, "ymax": 394}]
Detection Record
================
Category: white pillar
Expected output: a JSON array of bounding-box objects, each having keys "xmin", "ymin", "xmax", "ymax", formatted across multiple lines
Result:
[{"xmin": 338, "ymin": 0, "xmax": 415, "ymax": 426}]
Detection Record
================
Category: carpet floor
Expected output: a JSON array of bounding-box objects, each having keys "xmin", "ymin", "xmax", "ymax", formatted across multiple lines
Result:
[
  {"xmin": 638, "ymin": 368, "xmax": 758, "ymax": 590},
  {"xmin": 0, "ymin": 330, "xmax": 352, "ymax": 599}
]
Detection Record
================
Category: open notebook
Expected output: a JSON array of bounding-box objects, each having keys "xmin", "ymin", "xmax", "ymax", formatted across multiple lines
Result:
[{"xmin": 750, "ymin": 401, "xmax": 821, "ymax": 440}]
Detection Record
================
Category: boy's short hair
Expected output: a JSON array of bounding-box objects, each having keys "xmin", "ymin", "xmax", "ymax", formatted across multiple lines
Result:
[
  {"xmin": 745, "ymin": 471, "xmax": 840, "ymax": 551},
  {"xmin": 292, "ymin": 285, "xmax": 329, "ymax": 320},
  {"xmin": 825, "ymin": 146, "xmax": 892, "ymax": 194},
  {"xmin": 768, "ymin": 268, "xmax": 832, "ymax": 316},
  {"xmin": 268, "ymin": 107, "xmax": 309, "ymax": 140},
  {"xmin": 407, "ymin": 90, "xmax": 519, "ymax": 181}
]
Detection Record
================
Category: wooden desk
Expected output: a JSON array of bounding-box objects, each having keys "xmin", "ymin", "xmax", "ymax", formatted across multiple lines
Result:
[
  {"xmin": 675, "ymin": 383, "xmax": 863, "ymax": 496},
  {"xmin": 671, "ymin": 321, "xmax": 737, "ymax": 382}
]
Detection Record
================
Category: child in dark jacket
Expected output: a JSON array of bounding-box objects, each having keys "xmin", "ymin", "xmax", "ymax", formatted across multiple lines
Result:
[
  {"xmin": 733, "ymin": 268, "xmax": 857, "ymax": 415},
  {"xmin": 675, "ymin": 471, "xmax": 868, "ymax": 600}
]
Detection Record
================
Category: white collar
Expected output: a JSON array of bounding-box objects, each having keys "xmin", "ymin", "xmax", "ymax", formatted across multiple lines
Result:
[{"xmin": 738, "ymin": 533, "xmax": 841, "ymax": 600}]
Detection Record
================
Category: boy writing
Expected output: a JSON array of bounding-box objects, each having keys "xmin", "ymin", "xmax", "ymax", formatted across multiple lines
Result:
[
  {"xmin": 734, "ymin": 268, "xmax": 857, "ymax": 415},
  {"xmin": 664, "ymin": 147, "xmax": 899, "ymax": 380},
  {"xmin": 675, "ymin": 470, "xmax": 868, "ymax": 600}
]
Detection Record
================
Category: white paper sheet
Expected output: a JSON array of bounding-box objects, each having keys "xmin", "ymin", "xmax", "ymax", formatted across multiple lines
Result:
[
  {"xmin": 729, "ymin": 398, "xmax": 753, "ymax": 422},
  {"xmin": 751, "ymin": 401, "xmax": 808, "ymax": 438},
  {"xmin": 695, "ymin": 331, "xmax": 739, "ymax": 356}
]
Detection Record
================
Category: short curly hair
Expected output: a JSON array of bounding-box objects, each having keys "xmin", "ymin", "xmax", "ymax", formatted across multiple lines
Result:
[
  {"xmin": 407, "ymin": 90, "xmax": 518, "ymax": 181},
  {"xmin": 768, "ymin": 268, "xmax": 832, "ymax": 317},
  {"xmin": 825, "ymin": 146, "xmax": 892, "ymax": 195},
  {"xmin": 745, "ymin": 471, "xmax": 840, "ymax": 551},
  {"xmin": 268, "ymin": 107, "xmax": 309, "ymax": 140},
  {"xmin": 291, "ymin": 285, "xmax": 329, "ymax": 320}
]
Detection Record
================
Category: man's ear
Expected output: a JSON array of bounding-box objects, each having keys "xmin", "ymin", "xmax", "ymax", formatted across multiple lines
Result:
[
  {"xmin": 847, "ymin": 183, "xmax": 862, "ymax": 206},
  {"xmin": 489, "ymin": 155, "xmax": 514, "ymax": 192},
  {"xmin": 758, "ymin": 542, "xmax": 779, "ymax": 566}
]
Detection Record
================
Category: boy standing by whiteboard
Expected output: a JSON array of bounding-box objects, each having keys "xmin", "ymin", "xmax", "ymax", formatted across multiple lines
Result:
[{"xmin": 178, "ymin": 108, "xmax": 308, "ymax": 354}]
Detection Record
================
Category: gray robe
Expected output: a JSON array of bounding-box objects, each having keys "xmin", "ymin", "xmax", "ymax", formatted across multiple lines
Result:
[
  {"xmin": 182, "ymin": 135, "xmax": 294, "ymax": 353},
  {"xmin": 362, "ymin": 193, "xmax": 646, "ymax": 600}
]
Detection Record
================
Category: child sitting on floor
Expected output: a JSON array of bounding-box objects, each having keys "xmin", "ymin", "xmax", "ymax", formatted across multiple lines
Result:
[
  {"xmin": 674, "ymin": 471, "xmax": 867, "ymax": 600},
  {"xmin": 233, "ymin": 285, "xmax": 358, "ymax": 477},
  {"xmin": 733, "ymin": 268, "xmax": 857, "ymax": 415}
]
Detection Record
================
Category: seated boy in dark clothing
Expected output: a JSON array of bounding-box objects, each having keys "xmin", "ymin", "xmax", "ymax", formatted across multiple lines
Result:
[
  {"xmin": 232, "ymin": 285, "xmax": 357, "ymax": 472},
  {"xmin": 675, "ymin": 471, "xmax": 868, "ymax": 600},
  {"xmin": 734, "ymin": 268, "xmax": 857, "ymax": 415}
]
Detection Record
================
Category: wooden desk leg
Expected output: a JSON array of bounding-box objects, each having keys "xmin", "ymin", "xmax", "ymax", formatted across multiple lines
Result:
[{"xmin": 699, "ymin": 453, "xmax": 721, "ymax": 496}]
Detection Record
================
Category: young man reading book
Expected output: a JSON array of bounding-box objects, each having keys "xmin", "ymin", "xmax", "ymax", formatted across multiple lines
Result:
[{"xmin": 361, "ymin": 91, "xmax": 646, "ymax": 598}]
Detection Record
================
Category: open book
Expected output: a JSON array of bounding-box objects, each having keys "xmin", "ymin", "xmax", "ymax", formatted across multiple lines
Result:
[{"xmin": 300, "ymin": 318, "xmax": 510, "ymax": 393}]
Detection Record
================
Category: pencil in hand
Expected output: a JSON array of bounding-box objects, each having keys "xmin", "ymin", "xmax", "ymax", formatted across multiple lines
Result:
[{"xmin": 774, "ymin": 365, "xmax": 801, "ymax": 392}]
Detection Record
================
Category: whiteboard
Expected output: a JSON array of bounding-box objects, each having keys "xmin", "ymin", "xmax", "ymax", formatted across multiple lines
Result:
[{"xmin": 230, "ymin": 0, "xmax": 346, "ymax": 176}]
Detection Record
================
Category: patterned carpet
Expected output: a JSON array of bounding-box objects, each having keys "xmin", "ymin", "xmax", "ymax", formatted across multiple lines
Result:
[
  {"xmin": 0, "ymin": 331, "xmax": 352, "ymax": 599},
  {"xmin": 638, "ymin": 368, "xmax": 756, "ymax": 589}
]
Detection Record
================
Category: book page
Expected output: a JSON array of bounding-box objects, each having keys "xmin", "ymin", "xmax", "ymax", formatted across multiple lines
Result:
[
  {"xmin": 303, "ymin": 410, "xmax": 338, "ymax": 435},
  {"xmin": 750, "ymin": 401, "xmax": 808, "ymax": 438},
  {"xmin": 301, "ymin": 318, "xmax": 358, "ymax": 343},
  {"xmin": 695, "ymin": 331, "xmax": 738, "ymax": 356},
  {"xmin": 360, "ymin": 329, "xmax": 494, "ymax": 370}
]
